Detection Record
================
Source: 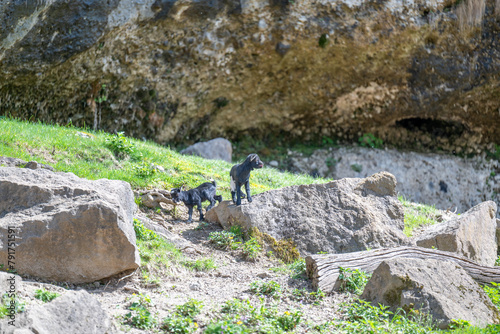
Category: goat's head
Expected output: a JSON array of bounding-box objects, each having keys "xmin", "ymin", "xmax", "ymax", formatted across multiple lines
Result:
[
  {"xmin": 247, "ymin": 153, "xmax": 264, "ymax": 169},
  {"xmin": 170, "ymin": 187, "xmax": 183, "ymax": 203}
]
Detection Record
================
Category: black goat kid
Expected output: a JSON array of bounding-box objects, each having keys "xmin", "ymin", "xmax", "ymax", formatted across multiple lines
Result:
[
  {"xmin": 230, "ymin": 153, "xmax": 264, "ymax": 206},
  {"xmin": 170, "ymin": 181, "xmax": 222, "ymax": 222}
]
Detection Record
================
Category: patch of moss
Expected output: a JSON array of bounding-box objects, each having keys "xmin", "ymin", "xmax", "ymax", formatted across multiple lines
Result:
[{"xmin": 249, "ymin": 227, "xmax": 300, "ymax": 264}]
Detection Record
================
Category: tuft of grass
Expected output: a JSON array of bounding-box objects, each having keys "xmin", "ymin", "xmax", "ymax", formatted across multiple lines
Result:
[
  {"xmin": 182, "ymin": 258, "xmax": 217, "ymax": 272},
  {"xmin": 34, "ymin": 288, "xmax": 60, "ymax": 303},
  {"xmin": 399, "ymin": 196, "xmax": 440, "ymax": 237}
]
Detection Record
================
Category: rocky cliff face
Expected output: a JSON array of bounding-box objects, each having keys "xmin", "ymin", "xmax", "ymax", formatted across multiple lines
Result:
[{"xmin": 1, "ymin": 0, "xmax": 499, "ymax": 152}]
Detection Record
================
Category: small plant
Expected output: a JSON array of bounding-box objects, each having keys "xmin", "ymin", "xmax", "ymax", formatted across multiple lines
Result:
[
  {"xmin": 277, "ymin": 310, "xmax": 302, "ymax": 331},
  {"xmin": 0, "ymin": 293, "xmax": 25, "ymax": 319},
  {"xmin": 483, "ymin": 282, "xmax": 500, "ymax": 308},
  {"xmin": 242, "ymin": 237, "xmax": 262, "ymax": 260},
  {"xmin": 34, "ymin": 288, "xmax": 60, "ymax": 303},
  {"xmin": 208, "ymin": 230, "xmax": 239, "ymax": 249},
  {"xmin": 213, "ymin": 97, "xmax": 229, "ymax": 109},
  {"xmin": 288, "ymin": 258, "xmax": 307, "ymax": 279},
  {"xmin": 133, "ymin": 160, "xmax": 158, "ymax": 178},
  {"xmin": 250, "ymin": 280, "xmax": 282, "ymax": 299},
  {"xmin": 291, "ymin": 288, "xmax": 325, "ymax": 305},
  {"xmin": 182, "ymin": 258, "xmax": 217, "ymax": 272},
  {"xmin": 205, "ymin": 320, "xmax": 248, "ymax": 334},
  {"xmin": 358, "ymin": 133, "xmax": 383, "ymax": 149},
  {"xmin": 133, "ymin": 219, "xmax": 158, "ymax": 241},
  {"xmin": 162, "ymin": 315, "xmax": 198, "ymax": 334},
  {"xmin": 123, "ymin": 293, "xmax": 157, "ymax": 330},
  {"xmin": 318, "ymin": 33, "xmax": 329, "ymax": 48},
  {"xmin": 350, "ymin": 163, "xmax": 363, "ymax": 173},
  {"xmin": 337, "ymin": 267, "xmax": 372, "ymax": 295},
  {"xmin": 106, "ymin": 131, "xmax": 135, "ymax": 157},
  {"xmin": 176, "ymin": 298, "xmax": 203, "ymax": 318}
]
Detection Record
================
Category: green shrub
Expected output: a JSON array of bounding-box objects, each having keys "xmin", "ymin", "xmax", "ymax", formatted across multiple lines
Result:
[
  {"xmin": 182, "ymin": 258, "xmax": 217, "ymax": 272},
  {"xmin": 208, "ymin": 231, "xmax": 239, "ymax": 249},
  {"xmin": 162, "ymin": 315, "xmax": 198, "ymax": 334},
  {"xmin": 205, "ymin": 320, "xmax": 249, "ymax": 334},
  {"xmin": 133, "ymin": 218, "xmax": 158, "ymax": 241},
  {"xmin": 358, "ymin": 133, "xmax": 383, "ymax": 149},
  {"xmin": 337, "ymin": 267, "xmax": 372, "ymax": 295},
  {"xmin": 34, "ymin": 288, "xmax": 60, "ymax": 303},
  {"xmin": 0, "ymin": 293, "xmax": 25, "ymax": 319},
  {"xmin": 176, "ymin": 298, "xmax": 203, "ymax": 318},
  {"xmin": 242, "ymin": 237, "xmax": 262, "ymax": 260},
  {"xmin": 123, "ymin": 293, "xmax": 157, "ymax": 330},
  {"xmin": 250, "ymin": 280, "xmax": 282, "ymax": 299},
  {"xmin": 106, "ymin": 131, "xmax": 135, "ymax": 156},
  {"xmin": 288, "ymin": 258, "xmax": 306, "ymax": 279},
  {"xmin": 483, "ymin": 282, "xmax": 500, "ymax": 308},
  {"xmin": 277, "ymin": 310, "xmax": 302, "ymax": 331}
]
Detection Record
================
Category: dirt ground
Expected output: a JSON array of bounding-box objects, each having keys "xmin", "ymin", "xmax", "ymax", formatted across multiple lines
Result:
[{"xmin": 17, "ymin": 203, "xmax": 353, "ymax": 333}]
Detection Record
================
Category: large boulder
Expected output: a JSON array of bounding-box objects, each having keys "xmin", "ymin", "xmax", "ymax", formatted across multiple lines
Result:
[
  {"xmin": 361, "ymin": 258, "xmax": 500, "ymax": 329},
  {"xmin": 0, "ymin": 290, "xmax": 116, "ymax": 334},
  {"xmin": 0, "ymin": 167, "xmax": 140, "ymax": 283},
  {"xmin": 206, "ymin": 171, "xmax": 410, "ymax": 255},
  {"xmin": 180, "ymin": 138, "xmax": 232, "ymax": 162},
  {"xmin": 415, "ymin": 201, "xmax": 497, "ymax": 266}
]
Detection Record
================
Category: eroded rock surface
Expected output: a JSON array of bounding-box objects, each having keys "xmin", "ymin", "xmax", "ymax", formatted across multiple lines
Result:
[
  {"xmin": 207, "ymin": 171, "xmax": 410, "ymax": 255},
  {"xmin": 0, "ymin": 167, "xmax": 140, "ymax": 283},
  {"xmin": 289, "ymin": 147, "xmax": 500, "ymax": 217},
  {"xmin": 361, "ymin": 258, "xmax": 500, "ymax": 329},
  {"xmin": 416, "ymin": 201, "xmax": 498, "ymax": 266},
  {"xmin": 1, "ymin": 0, "xmax": 499, "ymax": 152}
]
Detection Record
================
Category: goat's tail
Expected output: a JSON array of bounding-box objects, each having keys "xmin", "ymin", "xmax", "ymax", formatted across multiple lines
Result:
[{"xmin": 210, "ymin": 178, "xmax": 217, "ymax": 188}]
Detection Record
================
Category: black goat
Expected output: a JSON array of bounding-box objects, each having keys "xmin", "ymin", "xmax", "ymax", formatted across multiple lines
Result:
[
  {"xmin": 170, "ymin": 181, "xmax": 222, "ymax": 222},
  {"xmin": 230, "ymin": 153, "xmax": 264, "ymax": 206}
]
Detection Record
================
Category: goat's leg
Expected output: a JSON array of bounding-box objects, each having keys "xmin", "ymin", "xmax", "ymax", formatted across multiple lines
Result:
[
  {"xmin": 236, "ymin": 184, "xmax": 243, "ymax": 206},
  {"xmin": 245, "ymin": 180, "xmax": 252, "ymax": 203},
  {"xmin": 192, "ymin": 200, "xmax": 202, "ymax": 221},
  {"xmin": 231, "ymin": 190, "xmax": 236, "ymax": 204},
  {"xmin": 206, "ymin": 198, "xmax": 216, "ymax": 212},
  {"xmin": 187, "ymin": 206, "xmax": 194, "ymax": 222}
]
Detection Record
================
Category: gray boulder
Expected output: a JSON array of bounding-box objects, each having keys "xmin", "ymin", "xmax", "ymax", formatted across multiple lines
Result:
[
  {"xmin": 361, "ymin": 258, "xmax": 500, "ymax": 329},
  {"xmin": 206, "ymin": 171, "xmax": 410, "ymax": 255},
  {"xmin": 0, "ymin": 290, "xmax": 116, "ymax": 334},
  {"xmin": 0, "ymin": 167, "xmax": 140, "ymax": 283},
  {"xmin": 416, "ymin": 201, "xmax": 497, "ymax": 266},
  {"xmin": 180, "ymin": 138, "xmax": 232, "ymax": 162}
]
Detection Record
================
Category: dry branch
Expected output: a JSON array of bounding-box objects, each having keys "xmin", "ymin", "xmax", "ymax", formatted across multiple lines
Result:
[{"xmin": 306, "ymin": 246, "xmax": 500, "ymax": 293}]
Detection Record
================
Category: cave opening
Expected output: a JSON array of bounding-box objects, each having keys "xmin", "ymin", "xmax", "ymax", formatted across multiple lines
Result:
[{"xmin": 395, "ymin": 117, "xmax": 467, "ymax": 138}]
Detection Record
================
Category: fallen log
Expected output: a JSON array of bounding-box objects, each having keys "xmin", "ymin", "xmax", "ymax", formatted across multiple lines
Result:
[{"xmin": 306, "ymin": 246, "xmax": 500, "ymax": 293}]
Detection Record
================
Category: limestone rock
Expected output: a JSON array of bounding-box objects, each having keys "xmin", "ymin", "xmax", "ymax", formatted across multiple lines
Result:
[
  {"xmin": 288, "ymin": 147, "xmax": 500, "ymax": 217},
  {"xmin": 180, "ymin": 138, "xmax": 232, "ymax": 162},
  {"xmin": 416, "ymin": 201, "xmax": 497, "ymax": 266},
  {"xmin": 206, "ymin": 172, "xmax": 410, "ymax": 255},
  {"xmin": 0, "ymin": 167, "xmax": 140, "ymax": 283},
  {"xmin": 361, "ymin": 258, "xmax": 500, "ymax": 329},
  {"xmin": 0, "ymin": 290, "xmax": 116, "ymax": 334},
  {"xmin": 496, "ymin": 218, "xmax": 500, "ymax": 249}
]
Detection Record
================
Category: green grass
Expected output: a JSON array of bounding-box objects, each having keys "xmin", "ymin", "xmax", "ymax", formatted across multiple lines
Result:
[
  {"xmin": 0, "ymin": 118, "xmax": 327, "ymax": 200},
  {"xmin": 399, "ymin": 195, "xmax": 441, "ymax": 237}
]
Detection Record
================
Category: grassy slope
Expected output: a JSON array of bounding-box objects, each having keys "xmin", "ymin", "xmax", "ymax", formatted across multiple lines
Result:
[{"xmin": 0, "ymin": 118, "xmax": 326, "ymax": 200}]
